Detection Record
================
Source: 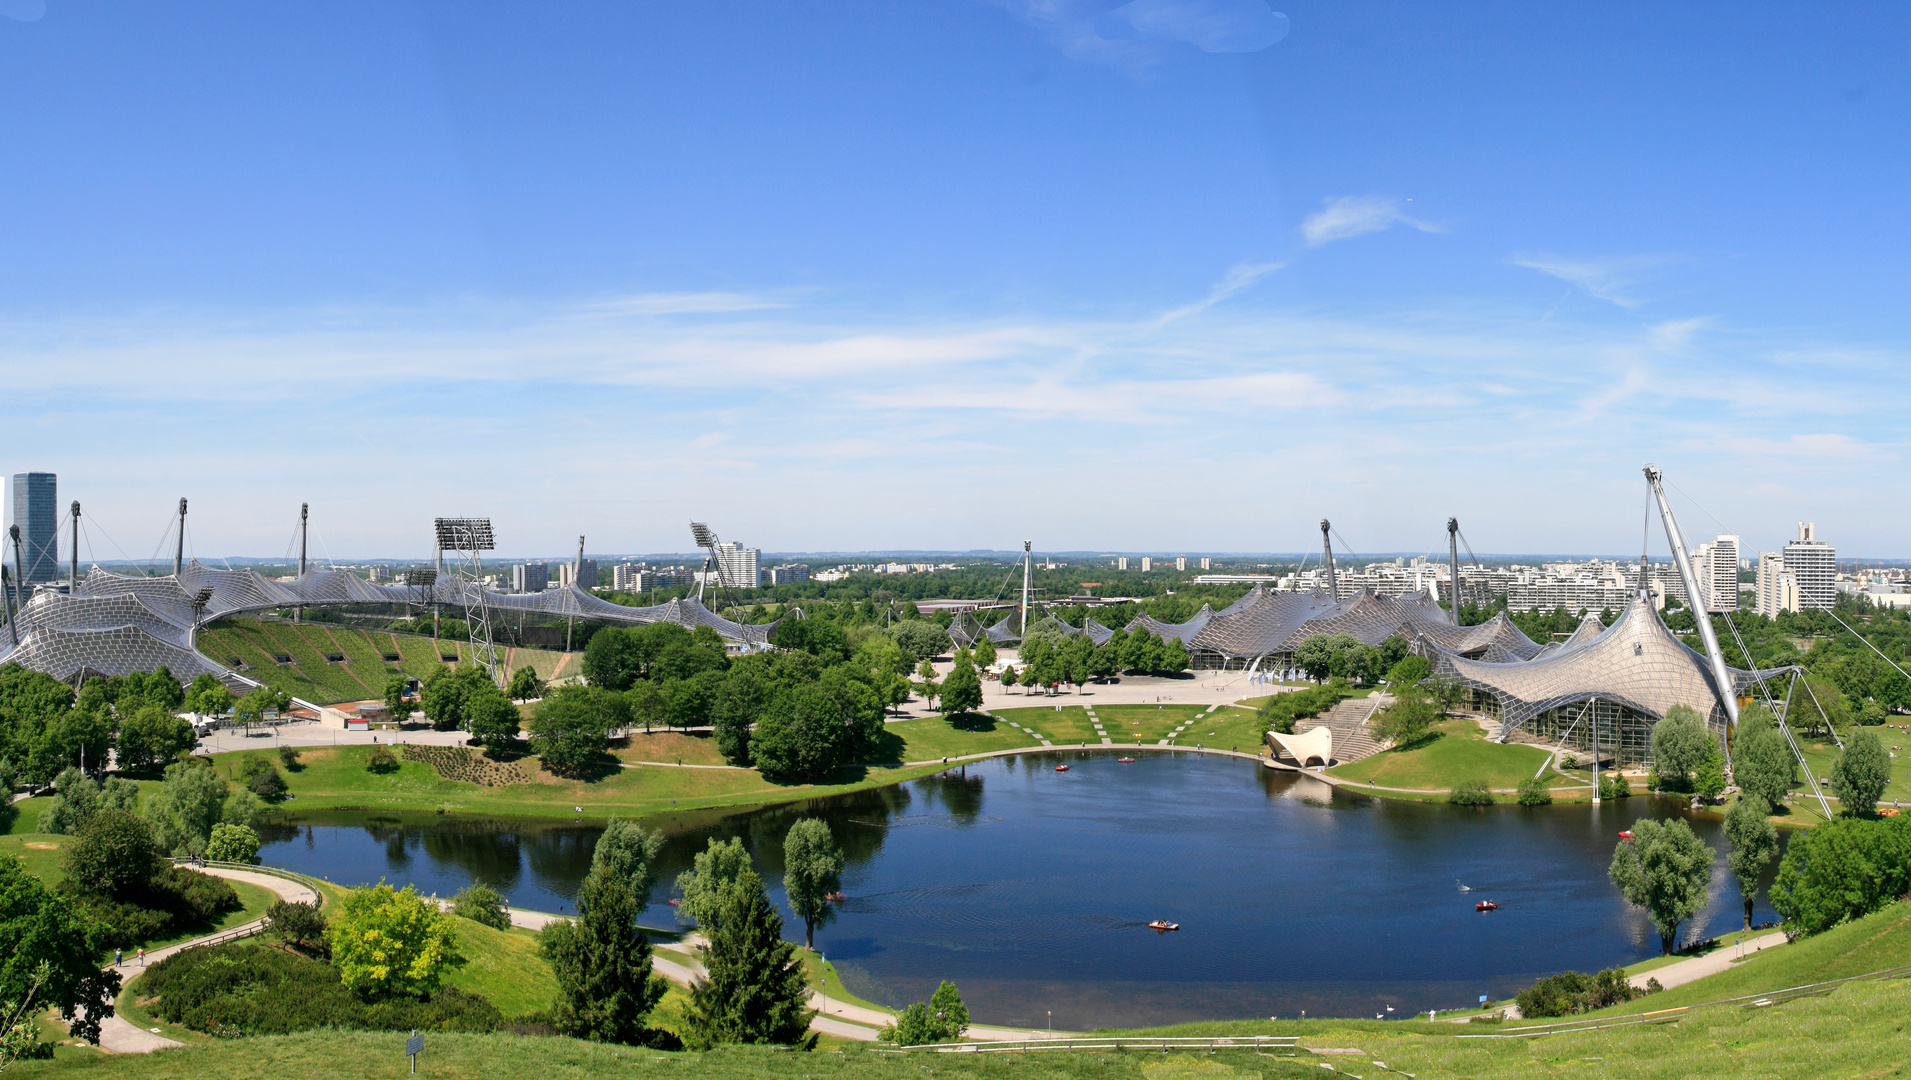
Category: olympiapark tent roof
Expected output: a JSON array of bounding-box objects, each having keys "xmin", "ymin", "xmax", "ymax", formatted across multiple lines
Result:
[{"xmin": 0, "ymin": 561, "xmax": 788, "ymax": 688}]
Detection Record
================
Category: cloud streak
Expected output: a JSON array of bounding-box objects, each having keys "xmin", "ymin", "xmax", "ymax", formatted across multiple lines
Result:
[
  {"xmin": 1301, "ymin": 195, "xmax": 1440, "ymax": 247},
  {"xmin": 1509, "ymin": 253, "xmax": 1670, "ymax": 308}
]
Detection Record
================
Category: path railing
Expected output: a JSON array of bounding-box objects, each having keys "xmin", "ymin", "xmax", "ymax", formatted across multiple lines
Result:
[
  {"xmin": 879, "ymin": 1036, "xmax": 1300, "ymax": 1054},
  {"xmin": 1460, "ymin": 962, "xmax": 1911, "ymax": 1039}
]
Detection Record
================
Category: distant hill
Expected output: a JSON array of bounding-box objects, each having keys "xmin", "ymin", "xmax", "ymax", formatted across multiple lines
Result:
[{"xmin": 195, "ymin": 617, "xmax": 577, "ymax": 705}]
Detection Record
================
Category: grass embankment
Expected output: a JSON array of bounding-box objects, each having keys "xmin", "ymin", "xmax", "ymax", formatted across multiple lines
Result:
[
  {"xmin": 1326, "ymin": 718, "xmax": 1583, "ymax": 797},
  {"xmin": 229, "ymin": 743, "xmax": 960, "ymax": 821},
  {"xmin": 990, "ymin": 702, "xmax": 1266, "ymax": 753},
  {"xmin": 610, "ymin": 731, "xmax": 733, "ymax": 767},
  {"xmin": 194, "ymin": 617, "xmax": 569, "ymax": 706},
  {"xmin": 0, "ymin": 827, "xmax": 276, "ymax": 947}
]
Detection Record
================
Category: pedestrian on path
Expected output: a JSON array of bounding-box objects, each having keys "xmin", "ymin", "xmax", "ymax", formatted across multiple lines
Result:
[
  {"xmin": 115, "ymin": 949, "xmax": 122, "ymax": 967},
  {"xmin": 137, "ymin": 947, "xmax": 145, "ymax": 966}
]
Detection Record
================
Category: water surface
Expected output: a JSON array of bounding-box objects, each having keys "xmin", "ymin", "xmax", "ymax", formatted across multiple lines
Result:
[{"xmin": 259, "ymin": 752, "xmax": 1782, "ymax": 1029}]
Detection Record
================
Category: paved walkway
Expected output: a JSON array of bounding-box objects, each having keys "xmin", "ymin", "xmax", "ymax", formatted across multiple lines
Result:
[
  {"xmin": 1628, "ymin": 931, "xmax": 1790, "ymax": 991},
  {"xmin": 95, "ymin": 867, "xmax": 319, "ymax": 1054}
]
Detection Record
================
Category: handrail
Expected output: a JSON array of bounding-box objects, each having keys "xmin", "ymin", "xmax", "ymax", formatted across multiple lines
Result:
[
  {"xmin": 880, "ymin": 1036, "xmax": 1301, "ymax": 1054},
  {"xmin": 1461, "ymin": 961, "xmax": 1911, "ymax": 1039}
]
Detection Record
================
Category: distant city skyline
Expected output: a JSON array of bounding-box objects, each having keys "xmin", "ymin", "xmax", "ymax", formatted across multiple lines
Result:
[{"xmin": 4, "ymin": 4, "xmax": 1906, "ymax": 554}]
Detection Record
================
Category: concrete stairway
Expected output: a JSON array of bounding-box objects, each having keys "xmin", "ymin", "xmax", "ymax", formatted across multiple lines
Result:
[{"xmin": 1294, "ymin": 696, "xmax": 1387, "ymax": 765}]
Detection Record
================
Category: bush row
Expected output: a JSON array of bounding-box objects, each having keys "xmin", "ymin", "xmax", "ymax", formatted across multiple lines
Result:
[{"xmin": 400, "ymin": 745, "xmax": 531, "ymax": 787}]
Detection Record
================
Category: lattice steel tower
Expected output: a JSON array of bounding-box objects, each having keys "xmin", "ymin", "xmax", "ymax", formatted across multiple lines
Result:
[{"xmin": 434, "ymin": 517, "xmax": 500, "ymax": 686}]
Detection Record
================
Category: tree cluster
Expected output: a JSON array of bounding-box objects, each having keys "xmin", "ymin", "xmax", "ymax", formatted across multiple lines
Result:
[
  {"xmin": 1514, "ymin": 967, "xmax": 1647, "ymax": 1018},
  {"xmin": 1771, "ymin": 813, "xmax": 1911, "ymax": 935},
  {"xmin": 1294, "ymin": 634, "xmax": 1409, "ymax": 686}
]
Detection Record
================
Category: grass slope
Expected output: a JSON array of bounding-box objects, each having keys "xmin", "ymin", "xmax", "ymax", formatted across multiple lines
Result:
[
  {"xmin": 194, "ymin": 617, "xmax": 568, "ymax": 705},
  {"xmin": 440, "ymin": 918, "xmax": 559, "ymax": 1017},
  {"xmin": 1327, "ymin": 718, "xmax": 1580, "ymax": 795}
]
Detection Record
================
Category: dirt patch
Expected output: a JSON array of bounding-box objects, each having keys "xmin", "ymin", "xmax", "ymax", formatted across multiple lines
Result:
[{"xmin": 23, "ymin": 842, "xmax": 58, "ymax": 850}]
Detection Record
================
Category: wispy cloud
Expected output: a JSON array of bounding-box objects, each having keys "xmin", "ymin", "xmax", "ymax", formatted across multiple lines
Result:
[
  {"xmin": 1149, "ymin": 260, "xmax": 1282, "ymax": 328},
  {"xmin": 1095, "ymin": 0, "xmax": 1290, "ymax": 54},
  {"xmin": 1301, "ymin": 195, "xmax": 1441, "ymax": 247},
  {"xmin": 1509, "ymin": 254, "xmax": 1670, "ymax": 308},
  {"xmin": 580, "ymin": 291, "xmax": 791, "ymax": 315},
  {"xmin": 1648, "ymin": 317, "xmax": 1709, "ymax": 352}
]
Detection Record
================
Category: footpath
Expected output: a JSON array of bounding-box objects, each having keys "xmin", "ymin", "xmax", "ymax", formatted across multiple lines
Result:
[{"xmin": 95, "ymin": 867, "xmax": 320, "ymax": 1054}]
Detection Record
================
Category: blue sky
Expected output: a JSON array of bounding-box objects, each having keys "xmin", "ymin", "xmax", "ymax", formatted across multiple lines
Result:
[{"xmin": 1, "ymin": 1, "xmax": 1905, "ymax": 561}]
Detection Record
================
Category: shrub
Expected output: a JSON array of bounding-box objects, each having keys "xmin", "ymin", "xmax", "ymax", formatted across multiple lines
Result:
[
  {"xmin": 205, "ymin": 823, "xmax": 261, "ymax": 864},
  {"xmin": 143, "ymin": 941, "xmax": 500, "ymax": 1036},
  {"xmin": 246, "ymin": 766, "xmax": 288, "ymax": 800},
  {"xmin": 400, "ymin": 745, "xmax": 530, "ymax": 786},
  {"xmin": 63, "ymin": 809, "xmax": 162, "ymax": 901},
  {"xmin": 450, "ymin": 884, "xmax": 510, "ymax": 931},
  {"xmin": 1515, "ymin": 967, "xmax": 1646, "ymax": 1018},
  {"xmin": 1448, "ymin": 780, "xmax": 1495, "ymax": 806},
  {"xmin": 267, "ymin": 899, "xmax": 328, "ymax": 954},
  {"xmin": 278, "ymin": 746, "xmax": 302, "ymax": 770},
  {"xmin": 1598, "ymin": 774, "xmax": 1632, "ymax": 800},
  {"xmin": 326, "ymin": 882, "xmax": 462, "ymax": 999},
  {"xmin": 365, "ymin": 745, "xmax": 399, "ymax": 773},
  {"xmin": 1516, "ymin": 776, "xmax": 1553, "ymax": 806}
]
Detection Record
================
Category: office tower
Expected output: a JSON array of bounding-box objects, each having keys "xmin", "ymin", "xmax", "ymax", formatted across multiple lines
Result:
[{"xmin": 8, "ymin": 472, "xmax": 57, "ymax": 583}]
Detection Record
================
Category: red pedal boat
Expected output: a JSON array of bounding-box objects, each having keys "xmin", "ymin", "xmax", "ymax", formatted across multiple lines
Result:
[
  {"xmin": 1148, "ymin": 920, "xmax": 1179, "ymax": 932},
  {"xmin": 1118, "ymin": 757, "xmax": 1137, "ymax": 763},
  {"xmin": 1618, "ymin": 830, "xmax": 1634, "ymax": 840},
  {"xmin": 1055, "ymin": 764, "xmax": 1070, "ymax": 772},
  {"xmin": 1476, "ymin": 901, "xmax": 1499, "ymax": 912}
]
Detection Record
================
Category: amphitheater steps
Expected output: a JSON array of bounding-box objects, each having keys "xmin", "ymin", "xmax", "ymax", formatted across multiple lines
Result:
[{"xmin": 1294, "ymin": 696, "xmax": 1388, "ymax": 765}]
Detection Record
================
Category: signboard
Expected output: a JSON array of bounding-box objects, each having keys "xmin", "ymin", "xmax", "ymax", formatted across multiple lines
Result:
[{"xmin": 406, "ymin": 1031, "xmax": 423, "ymax": 1073}]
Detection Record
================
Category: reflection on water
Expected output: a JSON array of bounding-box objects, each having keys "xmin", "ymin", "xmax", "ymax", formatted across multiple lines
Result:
[{"xmin": 259, "ymin": 751, "xmax": 1782, "ymax": 1029}]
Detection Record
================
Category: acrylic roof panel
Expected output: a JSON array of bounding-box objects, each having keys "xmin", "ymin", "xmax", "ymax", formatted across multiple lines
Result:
[
  {"xmin": 1430, "ymin": 598, "xmax": 1790, "ymax": 734},
  {"xmin": 1412, "ymin": 611, "xmax": 1545, "ymax": 661},
  {"xmin": 1275, "ymin": 590, "xmax": 1452, "ymax": 651},
  {"xmin": 1188, "ymin": 589, "xmax": 1338, "ymax": 658},
  {"xmin": 1123, "ymin": 603, "xmax": 1215, "ymax": 647},
  {"xmin": 1082, "ymin": 618, "xmax": 1115, "ymax": 647}
]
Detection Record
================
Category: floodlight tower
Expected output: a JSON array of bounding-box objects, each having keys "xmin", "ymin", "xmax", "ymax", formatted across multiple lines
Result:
[
  {"xmin": 1320, "ymin": 520, "xmax": 1339, "ymax": 603},
  {"xmin": 1643, "ymin": 467, "xmax": 1739, "ymax": 729},
  {"xmin": 296, "ymin": 502, "xmax": 309, "ymax": 622},
  {"xmin": 690, "ymin": 522, "xmax": 720, "ymax": 606},
  {"xmin": 433, "ymin": 517, "xmax": 500, "ymax": 686},
  {"xmin": 68, "ymin": 502, "xmax": 80, "ymax": 594},
  {"xmin": 1447, "ymin": 517, "xmax": 1461, "ymax": 624}
]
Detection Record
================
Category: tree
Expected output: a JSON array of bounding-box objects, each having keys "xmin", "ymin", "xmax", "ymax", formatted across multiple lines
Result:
[
  {"xmin": 675, "ymin": 836, "xmax": 753, "ymax": 929},
  {"xmin": 233, "ymin": 686, "xmax": 291, "ymax": 730},
  {"xmin": 1386, "ymin": 655, "xmax": 1433, "ymax": 686},
  {"xmin": 420, "ymin": 665, "xmax": 492, "ymax": 731},
  {"xmin": 115, "ymin": 705, "xmax": 194, "ymax": 774},
  {"xmin": 972, "ymin": 636, "xmax": 997, "ymax": 671},
  {"xmin": 505, "ymin": 666, "xmax": 544, "ymax": 702},
  {"xmin": 146, "ymin": 760, "xmax": 234, "ymax": 857},
  {"xmin": 928, "ymin": 980, "xmax": 970, "ymax": 1040},
  {"xmin": 1733, "ymin": 704, "xmax": 1795, "ymax": 808},
  {"xmin": 591, "ymin": 818, "xmax": 664, "ymax": 910},
  {"xmin": 1609, "ymin": 817, "xmax": 1715, "ymax": 954},
  {"xmin": 915, "ymin": 658, "xmax": 940, "ymax": 710},
  {"xmin": 1294, "ymin": 635, "xmax": 1335, "ymax": 683},
  {"xmin": 1725, "ymin": 795, "xmax": 1779, "ymax": 930},
  {"xmin": 1771, "ymin": 816, "xmax": 1911, "ymax": 934},
  {"xmin": 451, "ymin": 883, "xmax": 510, "ymax": 930},
  {"xmin": 266, "ymin": 899, "xmax": 327, "ymax": 952},
  {"xmin": 382, "ymin": 674, "xmax": 410, "ymax": 721},
  {"xmin": 37, "ymin": 767, "xmax": 100, "ymax": 835},
  {"xmin": 193, "ymin": 682, "xmax": 235, "ymax": 721},
  {"xmin": 1695, "ymin": 738, "xmax": 1727, "ymax": 801},
  {"xmin": 527, "ymin": 687, "xmax": 612, "ymax": 776},
  {"xmin": 205, "ymin": 822, "xmax": 261, "ymax": 864},
  {"xmin": 1831, "ymin": 727, "xmax": 1891, "ymax": 817},
  {"xmin": 682, "ymin": 870, "xmax": 816, "ymax": 1050},
  {"xmin": 326, "ymin": 881, "xmax": 462, "ymax": 999},
  {"xmin": 890, "ymin": 620, "xmax": 950, "ymax": 663},
  {"xmin": 667, "ymin": 669, "xmax": 724, "ymax": 731},
  {"xmin": 1000, "ymin": 665, "xmax": 1019, "ymax": 693},
  {"xmin": 627, "ymin": 680, "xmax": 667, "ymax": 734},
  {"xmin": 782, "ymin": 818, "xmax": 843, "ymax": 950},
  {"xmin": 940, "ymin": 653, "xmax": 984, "ymax": 716},
  {"xmin": 63, "ymin": 809, "xmax": 162, "ymax": 902},
  {"xmin": 1372, "ymin": 686, "xmax": 1438, "ymax": 747},
  {"xmin": 241, "ymin": 757, "xmax": 288, "ymax": 800},
  {"xmin": 750, "ymin": 685, "xmax": 847, "ymax": 782},
  {"xmin": 544, "ymin": 869, "xmax": 666, "ymax": 1043},
  {"xmin": 184, "ymin": 672, "xmax": 225, "ymax": 715},
  {"xmin": 1160, "ymin": 637, "xmax": 1190, "ymax": 675},
  {"xmin": 0, "ymin": 856, "xmax": 119, "ymax": 1046},
  {"xmin": 885, "ymin": 981, "xmax": 970, "ymax": 1045},
  {"xmin": 1649, "ymin": 705, "xmax": 1711, "ymax": 791},
  {"xmin": 463, "ymin": 686, "xmax": 524, "ymax": 748},
  {"xmin": 712, "ymin": 668, "xmax": 770, "ymax": 765}
]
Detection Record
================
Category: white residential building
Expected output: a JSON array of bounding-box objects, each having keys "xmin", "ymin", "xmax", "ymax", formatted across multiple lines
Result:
[
  {"xmin": 1199, "ymin": 557, "xmax": 1212, "ymax": 571},
  {"xmin": 715, "ymin": 541, "xmax": 762, "ymax": 588},
  {"xmin": 1755, "ymin": 551, "xmax": 1799, "ymax": 617},
  {"xmin": 1117, "ymin": 557, "xmax": 1129, "ymax": 571},
  {"xmin": 511, "ymin": 562, "xmax": 548, "ymax": 593},
  {"xmin": 1140, "ymin": 556, "xmax": 1153, "ymax": 572},
  {"xmin": 1783, "ymin": 522, "xmax": 1836, "ymax": 611},
  {"xmin": 1694, "ymin": 535, "xmax": 1740, "ymax": 612}
]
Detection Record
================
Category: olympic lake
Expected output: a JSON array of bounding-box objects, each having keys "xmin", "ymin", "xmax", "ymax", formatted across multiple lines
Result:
[{"xmin": 256, "ymin": 751, "xmax": 1785, "ymax": 1030}]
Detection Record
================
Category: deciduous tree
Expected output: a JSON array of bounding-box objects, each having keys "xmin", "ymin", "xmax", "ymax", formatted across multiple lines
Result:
[
  {"xmin": 326, "ymin": 881, "xmax": 462, "ymax": 999},
  {"xmin": 1609, "ymin": 817, "xmax": 1715, "ymax": 954},
  {"xmin": 1831, "ymin": 727, "xmax": 1891, "ymax": 817},
  {"xmin": 675, "ymin": 837, "xmax": 753, "ymax": 929},
  {"xmin": 1724, "ymin": 795, "xmax": 1779, "ymax": 930},
  {"xmin": 782, "ymin": 818, "xmax": 843, "ymax": 950}
]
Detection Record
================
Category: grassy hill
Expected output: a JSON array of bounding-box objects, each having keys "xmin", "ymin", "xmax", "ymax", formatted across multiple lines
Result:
[{"xmin": 194, "ymin": 617, "xmax": 573, "ymax": 705}]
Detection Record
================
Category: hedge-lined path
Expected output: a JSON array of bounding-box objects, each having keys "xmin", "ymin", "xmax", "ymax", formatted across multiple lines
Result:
[{"xmin": 95, "ymin": 867, "xmax": 320, "ymax": 1054}]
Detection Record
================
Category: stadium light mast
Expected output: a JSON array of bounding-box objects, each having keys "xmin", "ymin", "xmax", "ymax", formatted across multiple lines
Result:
[
  {"xmin": 434, "ymin": 517, "xmax": 500, "ymax": 686},
  {"xmin": 567, "ymin": 533, "xmax": 584, "ymax": 652},
  {"xmin": 1644, "ymin": 466, "xmax": 1739, "ymax": 728},
  {"xmin": 1021, "ymin": 540, "xmax": 1032, "ymax": 636},
  {"xmin": 1320, "ymin": 520, "xmax": 1338, "ymax": 603},
  {"xmin": 1447, "ymin": 517, "xmax": 1461, "ymax": 624},
  {"xmin": 1, "ymin": 564, "xmax": 15, "ymax": 647},
  {"xmin": 296, "ymin": 502, "xmax": 309, "ymax": 623},
  {"xmin": 173, "ymin": 498, "xmax": 187, "ymax": 577},
  {"xmin": 68, "ymin": 502, "xmax": 80, "ymax": 594}
]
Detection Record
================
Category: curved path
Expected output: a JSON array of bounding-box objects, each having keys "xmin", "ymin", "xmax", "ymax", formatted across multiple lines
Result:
[{"xmin": 96, "ymin": 867, "xmax": 320, "ymax": 1054}]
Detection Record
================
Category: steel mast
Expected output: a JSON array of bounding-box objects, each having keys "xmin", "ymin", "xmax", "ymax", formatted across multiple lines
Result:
[
  {"xmin": 173, "ymin": 498, "xmax": 187, "ymax": 577},
  {"xmin": 1320, "ymin": 520, "xmax": 1338, "ymax": 603},
  {"xmin": 1447, "ymin": 517, "xmax": 1461, "ymax": 624},
  {"xmin": 1644, "ymin": 466, "xmax": 1740, "ymax": 728},
  {"xmin": 68, "ymin": 502, "xmax": 80, "ymax": 594},
  {"xmin": 1021, "ymin": 540, "xmax": 1032, "ymax": 636}
]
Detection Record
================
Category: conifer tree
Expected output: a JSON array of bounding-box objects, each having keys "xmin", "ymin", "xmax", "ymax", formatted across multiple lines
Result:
[
  {"xmin": 683, "ymin": 870, "xmax": 816, "ymax": 1050},
  {"xmin": 544, "ymin": 869, "xmax": 666, "ymax": 1043}
]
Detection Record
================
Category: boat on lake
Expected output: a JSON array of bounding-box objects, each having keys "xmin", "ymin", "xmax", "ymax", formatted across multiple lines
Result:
[
  {"xmin": 1476, "ymin": 901, "xmax": 1500, "ymax": 912},
  {"xmin": 1148, "ymin": 920, "xmax": 1179, "ymax": 932},
  {"xmin": 1056, "ymin": 764, "xmax": 1070, "ymax": 772}
]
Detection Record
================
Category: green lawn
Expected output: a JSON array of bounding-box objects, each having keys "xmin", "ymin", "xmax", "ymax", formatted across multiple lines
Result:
[
  {"xmin": 441, "ymin": 917, "xmax": 559, "ymax": 1017},
  {"xmin": 1327, "ymin": 718, "xmax": 1578, "ymax": 793},
  {"xmin": 611, "ymin": 730, "xmax": 733, "ymax": 767},
  {"xmin": 877, "ymin": 714, "xmax": 1041, "ymax": 762},
  {"xmin": 987, "ymin": 703, "xmax": 1267, "ymax": 754},
  {"xmin": 1798, "ymin": 733, "xmax": 1911, "ymax": 808},
  {"xmin": 193, "ymin": 617, "xmax": 570, "ymax": 706}
]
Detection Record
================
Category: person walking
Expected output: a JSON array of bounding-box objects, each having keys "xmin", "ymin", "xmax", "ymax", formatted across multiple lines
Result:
[
  {"xmin": 115, "ymin": 949, "xmax": 122, "ymax": 968},
  {"xmin": 137, "ymin": 947, "xmax": 145, "ymax": 967}
]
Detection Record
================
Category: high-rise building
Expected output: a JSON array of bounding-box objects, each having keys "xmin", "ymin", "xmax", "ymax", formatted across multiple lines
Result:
[
  {"xmin": 1694, "ymin": 534, "xmax": 1740, "ymax": 612},
  {"xmin": 512, "ymin": 562, "xmax": 548, "ymax": 593},
  {"xmin": 1783, "ymin": 522, "xmax": 1836, "ymax": 610},
  {"xmin": 1755, "ymin": 551, "xmax": 1798, "ymax": 617},
  {"xmin": 557, "ymin": 558, "xmax": 597, "ymax": 590},
  {"xmin": 8, "ymin": 472, "xmax": 57, "ymax": 583},
  {"xmin": 715, "ymin": 541, "xmax": 761, "ymax": 588},
  {"xmin": 1140, "ymin": 556, "xmax": 1153, "ymax": 572},
  {"xmin": 1116, "ymin": 557, "xmax": 1129, "ymax": 571},
  {"xmin": 1200, "ymin": 557, "xmax": 1212, "ymax": 571},
  {"xmin": 1175, "ymin": 556, "xmax": 1187, "ymax": 572},
  {"xmin": 613, "ymin": 562, "xmax": 644, "ymax": 590},
  {"xmin": 768, "ymin": 564, "xmax": 810, "ymax": 585}
]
